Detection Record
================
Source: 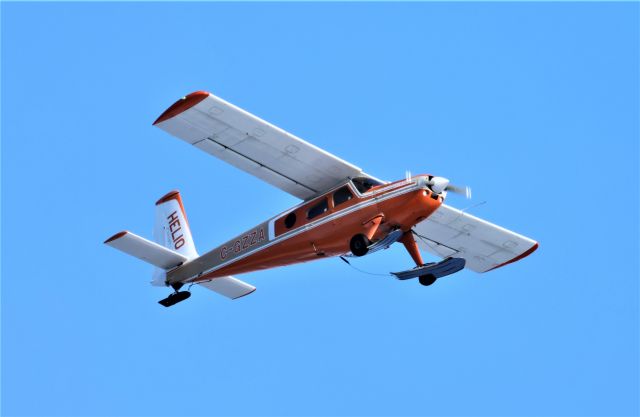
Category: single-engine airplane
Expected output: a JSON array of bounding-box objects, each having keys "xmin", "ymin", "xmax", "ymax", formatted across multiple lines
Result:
[{"xmin": 105, "ymin": 91, "xmax": 538, "ymax": 307}]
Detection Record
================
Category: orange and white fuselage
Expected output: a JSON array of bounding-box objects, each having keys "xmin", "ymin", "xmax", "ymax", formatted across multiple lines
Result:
[{"xmin": 166, "ymin": 176, "xmax": 441, "ymax": 285}]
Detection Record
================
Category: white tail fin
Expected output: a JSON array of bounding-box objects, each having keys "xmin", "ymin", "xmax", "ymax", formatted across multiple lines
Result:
[
  {"xmin": 105, "ymin": 190, "xmax": 257, "ymax": 301},
  {"xmin": 151, "ymin": 190, "xmax": 198, "ymax": 286},
  {"xmin": 153, "ymin": 190, "xmax": 198, "ymax": 258}
]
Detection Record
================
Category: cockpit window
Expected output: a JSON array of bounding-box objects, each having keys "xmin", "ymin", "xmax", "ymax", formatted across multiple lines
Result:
[
  {"xmin": 333, "ymin": 186, "xmax": 353, "ymax": 207},
  {"xmin": 351, "ymin": 177, "xmax": 383, "ymax": 194},
  {"xmin": 307, "ymin": 198, "xmax": 329, "ymax": 220}
]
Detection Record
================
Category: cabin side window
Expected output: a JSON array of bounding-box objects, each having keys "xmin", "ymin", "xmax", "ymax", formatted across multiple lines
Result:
[
  {"xmin": 284, "ymin": 212, "xmax": 297, "ymax": 229},
  {"xmin": 307, "ymin": 198, "xmax": 329, "ymax": 220},
  {"xmin": 333, "ymin": 186, "xmax": 353, "ymax": 207}
]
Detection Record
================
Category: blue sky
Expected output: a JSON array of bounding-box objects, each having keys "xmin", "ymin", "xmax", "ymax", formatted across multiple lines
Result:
[{"xmin": 2, "ymin": 2, "xmax": 638, "ymax": 416}]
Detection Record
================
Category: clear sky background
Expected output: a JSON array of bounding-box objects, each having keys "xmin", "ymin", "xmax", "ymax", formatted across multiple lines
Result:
[{"xmin": 2, "ymin": 2, "xmax": 638, "ymax": 416}]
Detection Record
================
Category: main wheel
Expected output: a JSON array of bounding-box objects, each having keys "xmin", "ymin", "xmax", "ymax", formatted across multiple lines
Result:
[
  {"xmin": 419, "ymin": 274, "xmax": 437, "ymax": 286},
  {"xmin": 350, "ymin": 234, "xmax": 371, "ymax": 257}
]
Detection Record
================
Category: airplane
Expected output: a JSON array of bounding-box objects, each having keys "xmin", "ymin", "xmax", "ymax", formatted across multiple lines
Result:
[{"xmin": 104, "ymin": 91, "xmax": 538, "ymax": 307}]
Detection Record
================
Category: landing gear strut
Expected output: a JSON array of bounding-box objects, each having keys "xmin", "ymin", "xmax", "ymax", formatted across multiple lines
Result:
[{"xmin": 158, "ymin": 282, "xmax": 191, "ymax": 307}]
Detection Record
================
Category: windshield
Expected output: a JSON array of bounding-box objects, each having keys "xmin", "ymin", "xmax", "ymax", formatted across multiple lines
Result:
[{"xmin": 351, "ymin": 177, "xmax": 384, "ymax": 194}]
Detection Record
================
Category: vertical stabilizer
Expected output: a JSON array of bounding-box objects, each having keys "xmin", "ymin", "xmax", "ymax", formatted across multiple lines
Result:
[{"xmin": 152, "ymin": 190, "xmax": 198, "ymax": 285}]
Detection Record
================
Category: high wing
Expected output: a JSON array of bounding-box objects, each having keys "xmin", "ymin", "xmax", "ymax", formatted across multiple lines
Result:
[
  {"xmin": 153, "ymin": 91, "xmax": 380, "ymax": 200},
  {"xmin": 414, "ymin": 204, "xmax": 538, "ymax": 273}
]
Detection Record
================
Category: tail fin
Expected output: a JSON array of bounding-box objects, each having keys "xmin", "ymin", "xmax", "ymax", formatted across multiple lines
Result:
[
  {"xmin": 105, "ymin": 190, "xmax": 257, "ymax": 302},
  {"xmin": 151, "ymin": 190, "xmax": 198, "ymax": 285},
  {"xmin": 104, "ymin": 190, "xmax": 199, "ymax": 286},
  {"xmin": 153, "ymin": 190, "xmax": 198, "ymax": 258}
]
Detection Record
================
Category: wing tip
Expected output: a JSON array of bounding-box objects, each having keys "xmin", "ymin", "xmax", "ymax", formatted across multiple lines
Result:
[
  {"xmin": 232, "ymin": 288, "xmax": 257, "ymax": 300},
  {"xmin": 155, "ymin": 190, "xmax": 181, "ymax": 206},
  {"xmin": 487, "ymin": 242, "xmax": 539, "ymax": 272},
  {"xmin": 104, "ymin": 230, "xmax": 128, "ymax": 244},
  {"xmin": 153, "ymin": 91, "xmax": 210, "ymax": 125}
]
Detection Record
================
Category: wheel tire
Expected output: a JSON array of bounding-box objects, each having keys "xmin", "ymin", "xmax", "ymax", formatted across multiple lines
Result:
[
  {"xmin": 419, "ymin": 274, "xmax": 437, "ymax": 286},
  {"xmin": 350, "ymin": 234, "xmax": 371, "ymax": 257}
]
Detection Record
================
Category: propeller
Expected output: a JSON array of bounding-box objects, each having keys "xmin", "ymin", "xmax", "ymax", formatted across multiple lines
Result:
[
  {"xmin": 426, "ymin": 176, "xmax": 472, "ymax": 199},
  {"xmin": 445, "ymin": 183, "xmax": 472, "ymax": 199}
]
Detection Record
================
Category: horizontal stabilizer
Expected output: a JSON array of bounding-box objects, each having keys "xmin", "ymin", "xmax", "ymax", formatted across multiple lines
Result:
[
  {"xmin": 198, "ymin": 276, "xmax": 256, "ymax": 300},
  {"xmin": 104, "ymin": 231, "xmax": 188, "ymax": 269}
]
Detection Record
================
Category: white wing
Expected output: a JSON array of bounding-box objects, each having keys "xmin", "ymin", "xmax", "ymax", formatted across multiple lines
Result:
[
  {"xmin": 414, "ymin": 204, "xmax": 538, "ymax": 273},
  {"xmin": 153, "ymin": 91, "xmax": 380, "ymax": 200}
]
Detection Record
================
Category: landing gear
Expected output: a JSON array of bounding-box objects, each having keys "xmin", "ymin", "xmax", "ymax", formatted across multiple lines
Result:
[
  {"xmin": 158, "ymin": 291, "xmax": 191, "ymax": 307},
  {"xmin": 349, "ymin": 214, "xmax": 383, "ymax": 257},
  {"xmin": 418, "ymin": 274, "xmax": 437, "ymax": 286},
  {"xmin": 392, "ymin": 258, "xmax": 466, "ymax": 283},
  {"xmin": 158, "ymin": 282, "xmax": 191, "ymax": 307},
  {"xmin": 393, "ymin": 231, "xmax": 465, "ymax": 286},
  {"xmin": 350, "ymin": 234, "xmax": 371, "ymax": 257}
]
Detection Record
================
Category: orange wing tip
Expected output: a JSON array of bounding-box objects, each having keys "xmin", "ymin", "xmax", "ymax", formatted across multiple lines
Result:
[
  {"xmin": 153, "ymin": 91, "xmax": 210, "ymax": 125},
  {"xmin": 155, "ymin": 190, "xmax": 181, "ymax": 206},
  {"xmin": 104, "ymin": 231, "xmax": 128, "ymax": 244},
  {"xmin": 487, "ymin": 242, "xmax": 539, "ymax": 272}
]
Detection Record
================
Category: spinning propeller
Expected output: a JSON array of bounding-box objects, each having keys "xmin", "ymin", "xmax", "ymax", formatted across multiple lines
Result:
[{"xmin": 415, "ymin": 174, "xmax": 472, "ymax": 199}]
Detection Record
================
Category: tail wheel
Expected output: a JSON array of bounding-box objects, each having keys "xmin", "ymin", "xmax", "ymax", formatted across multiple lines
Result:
[
  {"xmin": 419, "ymin": 274, "xmax": 437, "ymax": 286},
  {"xmin": 350, "ymin": 234, "xmax": 371, "ymax": 257}
]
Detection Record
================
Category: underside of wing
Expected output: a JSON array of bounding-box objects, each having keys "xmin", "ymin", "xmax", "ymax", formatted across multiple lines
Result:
[
  {"xmin": 153, "ymin": 91, "xmax": 380, "ymax": 200},
  {"xmin": 414, "ymin": 204, "xmax": 538, "ymax": 273}
]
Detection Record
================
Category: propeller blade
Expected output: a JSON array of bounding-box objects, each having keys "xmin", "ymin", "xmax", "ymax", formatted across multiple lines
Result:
[
  {"xmin": 405, "ymin": 170, "xmax": 412, "ymax": 183},
  {"xmin": 423, "ymin": 175, "xmax": 472, "ymax": 199},
  {"xmin": 446, "ymin": 184, "xmax": 472, "ymax": 199}
]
